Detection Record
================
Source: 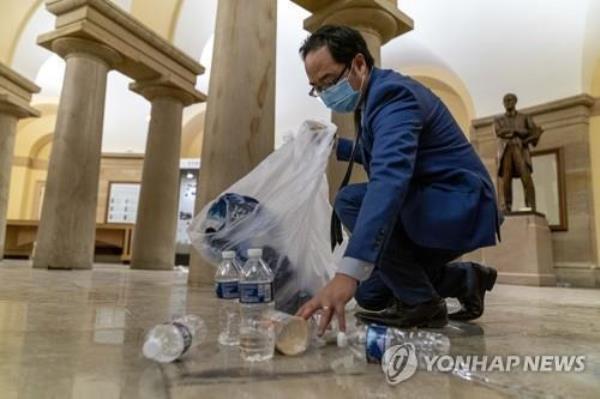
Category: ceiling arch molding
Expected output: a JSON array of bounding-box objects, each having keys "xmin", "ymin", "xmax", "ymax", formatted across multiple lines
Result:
[
  {"xmin": 16, "ymin": 101, "xmax": 59, "ymax": 133},
  {"xmin": 14, "ymin": 106, "xmax": 58, "ymax": 158},
  {"xmin": 181, "ymin": 108, "xmax": 205, "ymax": 158},
  {"xmin": 582, "ymin": 0, "xmax": 600, "ymax": 95},
  {"xmin": 400, "ymin": 65, "xmax": 475, "ymax": 120},
  {"xmin": 166, "ymin": 0, "xmax": 184, "ymax": 42},
  {"xmin": 5, "ymin": 0, "xmax": 43, "ymax": 65},
  {"xmin": 29, "ymin": 132, "xmax": 53, "ymax": 160},
  {"xmin": 399, "ymin": 65, "xmax": 475, "ymax": 138},
  {"xmin": 592, "ymin": 62, "xmax": 600, "ymax": 98}
]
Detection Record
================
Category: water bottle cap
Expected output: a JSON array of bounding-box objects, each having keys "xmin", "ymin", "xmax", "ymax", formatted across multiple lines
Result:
[
  {"xmin": 221, "ymin": 251, "xmax": 236, "ymax": 259},
  {"xmin": 143, "ymin": 338, "xmax": 161, "ymax": 359},
  {"xmin": 337, "ymin": 332, "xmax": 348, "ymax": 348},
  {"xmin": 247, "ymin": 248, "xmax": 263, "ymax": 257}
]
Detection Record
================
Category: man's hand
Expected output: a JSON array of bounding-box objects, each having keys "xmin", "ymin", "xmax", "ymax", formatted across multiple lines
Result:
[{"xmin": 296, "ymin": 273, "xmax": 358, "ymax": 335}]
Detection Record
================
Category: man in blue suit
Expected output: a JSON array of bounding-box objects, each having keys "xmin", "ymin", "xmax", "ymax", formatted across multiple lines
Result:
[{"xmin": 296, "ymin": 26, "xmax": 500, "ymax": 333}]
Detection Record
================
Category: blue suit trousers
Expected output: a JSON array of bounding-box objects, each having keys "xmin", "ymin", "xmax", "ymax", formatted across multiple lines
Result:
[{"xmin": 335, "ymin": 183, "xmax": 482, "ymax": 308}]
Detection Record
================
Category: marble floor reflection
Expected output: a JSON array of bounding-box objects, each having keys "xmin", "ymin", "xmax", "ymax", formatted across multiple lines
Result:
[{"xmin": 0, "ymin": 260, "xmax": 599, "ymax": 399}]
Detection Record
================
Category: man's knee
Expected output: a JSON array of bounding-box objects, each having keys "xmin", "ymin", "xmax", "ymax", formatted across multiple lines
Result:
[
  {"xmin": 354, "ymin": 289, "xmax": 391, "ymax": 311},
  {"xmin": 354, "ymin": 275, "xmax": 393, "ymax": 311}
]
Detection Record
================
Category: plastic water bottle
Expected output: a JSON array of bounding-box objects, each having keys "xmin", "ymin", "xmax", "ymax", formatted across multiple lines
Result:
[
  {"xmin": 215, "ymin": 250, "xmax": 241, "ymax": 346},
  {"xmin": 337, "ymin": 324, "xmax": 450, "ymax": 365},
  {"xmin": 239, "ymin": 248, "xmax": 275, "ymax": 362},
  {"xmin": 311, "ymin": 312, "xmax": 341, "ymax": 348},
  {"xmin": 142, "ymin": 315, "xmax": 207, "ymax": 363}
]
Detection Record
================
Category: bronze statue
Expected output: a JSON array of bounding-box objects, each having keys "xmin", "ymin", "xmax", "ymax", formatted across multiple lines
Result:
[{"xmin": 494, "ymin": 93, "xmax": 543, "ymax": 212}]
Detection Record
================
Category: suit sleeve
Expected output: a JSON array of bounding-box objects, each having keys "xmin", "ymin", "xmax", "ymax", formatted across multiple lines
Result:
[
  {"xmin": 336, "ymin": 137, "xmax": 363, "ymax": 165},
  {"xmin": 343, "ymin": 86, "xmax": 423, "ymax": 264},
  {"xmin": 337, "ymin": 256, "xmax": 374, "ymax": 282}
]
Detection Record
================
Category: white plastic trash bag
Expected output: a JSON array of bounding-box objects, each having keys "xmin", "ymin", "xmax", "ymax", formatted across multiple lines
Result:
[{"xmin": 188, "ymin": 120, "xmax": 342, "ymax": 314}]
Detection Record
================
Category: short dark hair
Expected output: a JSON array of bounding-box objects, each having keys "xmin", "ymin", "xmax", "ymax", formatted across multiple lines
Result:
[{"xmin": 299, "ymin": 25, "xmax": 375, "ymax": 69}]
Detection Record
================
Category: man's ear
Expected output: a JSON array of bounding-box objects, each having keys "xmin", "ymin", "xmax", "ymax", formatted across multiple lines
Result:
[{"xmin": 355, "ymin": 53, "xmax": 367, "ymax": 73}]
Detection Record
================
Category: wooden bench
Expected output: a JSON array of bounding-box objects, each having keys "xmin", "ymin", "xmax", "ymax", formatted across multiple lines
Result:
[{"xmin": 4, "ymin": 220, "xmax": 134, "ymax": 262}]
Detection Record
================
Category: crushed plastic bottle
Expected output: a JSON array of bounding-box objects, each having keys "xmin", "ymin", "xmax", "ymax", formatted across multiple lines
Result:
[
  {"xmin": 215, "ymin": 250, "xmax": 241, "ymax": 346},
  {"xmin": 337, "ymin": 324, "xmax": 450, "ymax": 365},
  {"xmin": 142, "ymin": 315, "xmax": 207, "ymax": 363},
  {"xmin": 239, "ymin": 248, "xmax": 276, "ymax": 362}
]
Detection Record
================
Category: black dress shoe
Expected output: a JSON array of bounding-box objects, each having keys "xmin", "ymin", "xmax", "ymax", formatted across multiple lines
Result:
[
  {"xmin": 355, "ymin": 298, "xmax": 448, "ymax": 328},
  {"xmin": 449, "ymin": 263, "xmax": 497, "ymax": 321}
]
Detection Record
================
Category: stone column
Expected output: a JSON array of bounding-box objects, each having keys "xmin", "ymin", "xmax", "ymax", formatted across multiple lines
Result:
[
  {"xmin": 129, "ymin": 84, "xmax": 195, "ymax": 270},
  {"xmin": 0, "ymin": 64, "xmax": 40, "ymax": 260},
  {"xmin": 296, "ymin": 0, "xmax": 413, "ymax": 198},
  {"xmin": 0, "ymin": 114, "xmax": 18, "ymax": 260},
  {"xmin": 33, "ymin": 38, "xmax": 121, "ymax": 270},
  {"xmin": 189, "ymin": 0, "xmax": 278, "ymax": 285}
]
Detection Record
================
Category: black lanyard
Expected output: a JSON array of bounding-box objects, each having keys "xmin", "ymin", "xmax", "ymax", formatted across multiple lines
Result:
[{"xmin": 330, "ymin": 109, "xmax": 362, "ymax": 251}]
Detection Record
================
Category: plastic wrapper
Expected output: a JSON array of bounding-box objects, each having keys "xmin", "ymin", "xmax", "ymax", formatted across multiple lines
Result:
[{"xmin": 188, "ymin": 120, "xmax": 343, "ymax": 314}]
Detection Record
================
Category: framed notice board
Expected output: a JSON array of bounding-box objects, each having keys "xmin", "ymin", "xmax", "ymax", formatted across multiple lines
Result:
[
  {"xmin": 512, "ymin": 148, "xmax": 568, "ymax": 231},
  {"xmin": 106, "ymin": 182, "xmax": 140, "ymax": 224}
]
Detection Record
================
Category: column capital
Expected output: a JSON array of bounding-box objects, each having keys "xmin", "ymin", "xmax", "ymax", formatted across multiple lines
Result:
[
  {"xmin": 0, "ymin": 62, "xmax": 40, "ymax": 119},
  {"xmin": 295, "ymin": 0, "xmax": 413, "ymax": 44},
  {"xmin": 129, "ymin": 79, "xmax": 206, "ymax": 106},
  {"xmin": 51, "ymin": 37, "xmax": 122, "ymax": 68},
  {"xmin": 37, "ymin": 0, "xmax": 204, "ymax": 106},
  {"xmin": 0, "ymin": 95, "xmax": 40, "ymax": 119}
]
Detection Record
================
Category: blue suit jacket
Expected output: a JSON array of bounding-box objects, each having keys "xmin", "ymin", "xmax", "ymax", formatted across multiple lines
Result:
[{"xmin": 336, "ymin": 68, "xmax": 499, "ymax": 265}]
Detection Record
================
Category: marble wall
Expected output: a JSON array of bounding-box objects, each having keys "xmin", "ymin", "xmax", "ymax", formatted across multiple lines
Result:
[{"xmin": 9, "ymin": 154, "xmax": 144, "ymax": 223}]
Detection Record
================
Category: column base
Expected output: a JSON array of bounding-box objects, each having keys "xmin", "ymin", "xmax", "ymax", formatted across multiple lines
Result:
[
  {"xmin": 475, "ymin": 212, "xmax": 556, "ymax": 287},
  {"xmin": 31, "ymin": 260, "xmax": 92, "ymax": 270},
  {"xmin": 188, "ymin": 252, "xmax": 215, "ymax": 285},
  {"xmin": 130, "ymin": 260, "xmax": 174, "ymax": 271},
  {"xmin": 187, "ymin": 279, "xmax": 213, "ymax": 287}
]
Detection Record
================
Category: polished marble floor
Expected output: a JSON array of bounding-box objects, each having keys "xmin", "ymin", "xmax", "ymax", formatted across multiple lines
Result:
[{"xmin": 0, "ymin": 259, "xmax": 599, "ymax": 399}]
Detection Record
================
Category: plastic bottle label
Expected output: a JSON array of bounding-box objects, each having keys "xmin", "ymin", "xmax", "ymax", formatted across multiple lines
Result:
[
  {"xmin": 215, "ymin": 281, "xmax": 239, "ymax": 299},
  {"xmin": 171, "ymin": 322, "xmax": 193, "ymax": 355},
  {"xmin": 239, "ymin": 282, "xmax": 273, "ymax": 303},
  {"xmin": 366, "ymin": 324, "xmax": 388, "ymax": 363}
]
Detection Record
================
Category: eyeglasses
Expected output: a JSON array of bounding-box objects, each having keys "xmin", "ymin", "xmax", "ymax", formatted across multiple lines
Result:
[{"xmin": 308, "ymin": 66, "xmax": 349, "ymax": 97}]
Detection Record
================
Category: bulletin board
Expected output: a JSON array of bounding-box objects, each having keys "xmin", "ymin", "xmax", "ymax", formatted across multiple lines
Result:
[
  {"xmin": 106, "ymin": 182, "xmax": 140, "ymax": 224},
  {"xmin": 512, "ymin": 148, "xmax": 568, "ymax": 231}
]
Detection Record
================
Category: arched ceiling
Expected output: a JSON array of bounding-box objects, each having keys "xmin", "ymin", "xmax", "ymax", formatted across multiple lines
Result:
[
  {"xmin": 9, "ymin": 0, "xmax": 52, "ymax": 79},
  {"xmin": 4, "ymin": 0, "xmax": 599, "ymax": 154},
  {"xmin": 593, "ymin": 63, "xmax": 600, "ymax": 97},
  {"xmin": 398, "ymin": 0, "xmax": 593, "ymax": 116},
  {"xmin": 130, "ymin": 0, "xmax": 180, "ymax": 40},
  {"xmin": 172, "ymin": 0, "xmax": 217, "ymax": 62},
  {"xmin": 583, "ymin": 0, "xmax": 600, "ymax": 93},
  {"xmin": 0, "ymin": 0, "xmax": 41, "ymax": 64},
  {"xmin": 181, "ymin": 109, "xmax": 206, "ymax": 158}
]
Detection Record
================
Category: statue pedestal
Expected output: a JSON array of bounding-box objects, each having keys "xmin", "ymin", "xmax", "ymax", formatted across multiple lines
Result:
[{"xmin": 466, "ymin": 212, "xmax": 556, "ymax": 286}]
